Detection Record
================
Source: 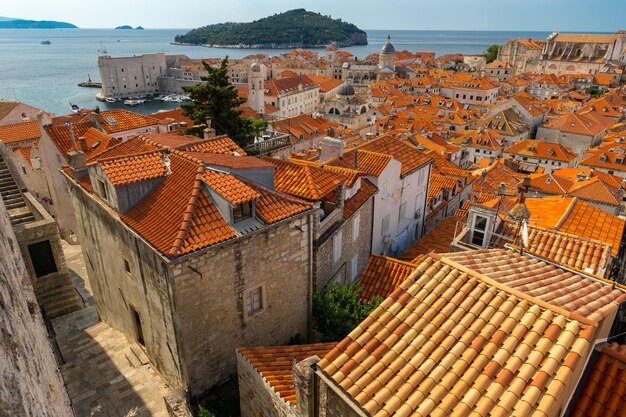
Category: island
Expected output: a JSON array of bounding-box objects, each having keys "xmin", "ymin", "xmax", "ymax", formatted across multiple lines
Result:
[
  {"xmin": 0, "ymin": 19, "xmax": 77, "ymax": 29},
  {"xmin": 135, "ymin": 26, "xmax": 144, "ymax": 30},
  {"xmin": 115, "ymin": 25, "xmax": 133, "ymax": 30},
  {"xmin": 174, "ymin": 9, "xmax": 367, "ymax": 48}
]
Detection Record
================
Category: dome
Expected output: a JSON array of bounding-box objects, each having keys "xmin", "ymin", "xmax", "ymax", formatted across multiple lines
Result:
[
  {"xmin": 381, "ymin": 34, "xmax": 395, "ymax": 54},
  {"xmin": 250, "ymin": 62, "xmax": 261, "ymax": 72},
  {"xmin": 337, "ymin": 83, "xmax": 355, "ymax": 96}
]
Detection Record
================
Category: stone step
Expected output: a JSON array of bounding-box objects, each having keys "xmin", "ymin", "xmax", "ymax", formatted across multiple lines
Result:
[{"xmin": 125, "ymin": 344, "xmax": 149, "ymax": 368}]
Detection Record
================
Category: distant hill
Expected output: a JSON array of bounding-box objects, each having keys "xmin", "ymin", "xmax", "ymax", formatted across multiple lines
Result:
[
  {"xmin": 0, "ymin": 19, "xmax": 77, "ymax": 29},
  {"xmin": 0, "ymin": 16, "xmax": 17, "ymax": 22},
  {"xmin": 174, "ymin": 9, "xmax": 367, "ymax": 48},
  {"xmin": 115, "ymin": 25, "xmax": 144, "ymax": 30}
]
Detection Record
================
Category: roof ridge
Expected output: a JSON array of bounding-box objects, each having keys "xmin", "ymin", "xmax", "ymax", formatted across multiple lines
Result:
[
  {"xmin": 434, "ymin": 253, "xmax": 599, "ymax": 327},
  {"xmin": 554, "ymin": 197, "xmax": 578, "ymax": 229},
  {"xmin": 169, "ymin": 161, "xmax": 206, "ymax": 257},
  {"xmin": 370, "ymin": 253, "xmax": 419, "ymax": 267},
  {"xmin": 95, "ymin": 148, "xmax": 164, "ymax": 164}
]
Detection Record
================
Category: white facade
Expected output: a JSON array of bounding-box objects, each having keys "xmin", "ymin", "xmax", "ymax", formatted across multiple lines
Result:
[{"xmin": 366, "ymin": 159, "xmax": 431, "ymax": 256}]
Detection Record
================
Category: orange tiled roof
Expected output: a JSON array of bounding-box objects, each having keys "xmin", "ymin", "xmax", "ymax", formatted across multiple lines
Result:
[
  {"xmin": 571, "ymin": 342, "xmax": 626, "ymax": 417},
  {"xmin": 87, "ymin": 109, "xmax": 159, "ymax": 134},
  {"xmin": 150, "ymin": 108, "xmax": 194, "ymax": 126},
  {"xmin": 187, "ymin": 152, "xmax": 276, "ymax": 170},
  {"xmin": 0, "ymin": 120, "xmax": 40, "ymax": 144},
  {"xmin": 318, "ymin": 253, "xmax": 597, "ymax": 417},
  {"xmin": 428, "ymin": 174, "xmax": 458, "ymax": 200},
  {"xmin": 237, "ymin": 343, "xmax": 336, "ymax": 405},
  {"xmin": 554, "ymin": 33, "xmax": 619, "ymax": 44},
  {"xmin": 327, "ymin": 150, "xmax": 392, "ymax": 178},
  {"xmin": 358, "ymin": 255, "xmax": 418, "ymax": 302},
  {"xmin": 443, "ymin": 249, "xmax": 625, "ymax": 321},
  {"xmin": 496, "ymin": 223, "xmax": 612, "ymax": 275},
  {"xmin": 86, "ymin": 135, "xmax": 159, "ymax": 163},
  {"xmin": 45, "ymin": 122, "xmax": 93, "ymax": 155},
  {"xmin": 505, "ymin": 139, "xmax": 577, "ymax": 162},
  {"xmin": 266, "ymin": 158, "xmax": 346, "ymax": 201},
  {"xmin": 179, "ymin": 135, "xmax": 246, "ymax": 156},
  {"xmin": 121, "ymin": 152, "xmax": 237, "ymax": 256},
  {"xmin": 355, "ymin": 134, "xmax": 433, "ymax": 178},
  {"xmin": 203, "ymin": 169, "xmax": 260, "ymax": 204},
  {"xmin": 399, "ymin": 216, "xmax": 465, "ymax": 261},
  {"xmin": 245, "ymin": 180, "xmax": 311, "ymax": 224},
  {"xmin": 99, "ymin": 151, "xmax": 167, "ymax": 186}
]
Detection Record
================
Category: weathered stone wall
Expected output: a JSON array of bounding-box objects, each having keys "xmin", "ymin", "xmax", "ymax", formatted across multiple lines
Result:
[
  {"xmin": 317, "ymin": 378, "xmax": 360, "ymax": 417},
  {"xmin": 0, "ymin": 196, "xmax": 73, "ymax": 417},
  {"xmin": 171, "ymin": 214, "xmax": 312, "ymax": 397},
  {"xmin": 65, "ymin": 178, "xmax": 184, "ymax": 389},
  {"xmin": 237, "ymin": 351, "xmax": 296, "ymax": 417},
  {"xmin": 314, "ymin": 197, "xmax": 374, "ymax": 290}
]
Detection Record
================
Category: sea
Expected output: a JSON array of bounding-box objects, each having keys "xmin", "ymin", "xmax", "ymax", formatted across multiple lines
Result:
[{"xmin": 0, "ymin": 28, "xmax": 552, "ymax": 116}]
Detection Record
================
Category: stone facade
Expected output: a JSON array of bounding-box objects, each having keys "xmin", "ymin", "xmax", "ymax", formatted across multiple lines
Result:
[
  {"xmin": 0, "ymin": 196, "xmax": 73, "ymax": 417},
  {"xmin": 66, "ymin": 174, "xmax": 313, "ymax": 397},
  {"xmin": 313, "ymin": 191, "xmax": 374, "ymax": 290}
]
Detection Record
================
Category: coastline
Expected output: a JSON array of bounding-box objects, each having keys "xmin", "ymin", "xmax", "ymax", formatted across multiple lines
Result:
[{"xmin": 170, "ymin": 41, "xmax": 369, "ymax": 49}]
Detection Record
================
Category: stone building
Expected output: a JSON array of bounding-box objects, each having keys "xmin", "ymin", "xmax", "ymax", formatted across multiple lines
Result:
[
  {"xmin": 265, "ymin": 156, "xmax": 376, "ymax": 290},
  {"xmin": 540, "ymin": 31, "xmax": 626, "ymax": 75},
  {"xmin": 0, "ymin": 190, "xmax": 73, "ymax": 417},
  {"xmin": 264, "ymin": 75, "xmax": 320, "ymax": 118},
  {"xmin": 497, "ymin": 38, "xmax": 545, "ymax": 74},
  {"xmin": 62, "ymin": 133, "xmax": 316, "ymax": 397},
  {"xmin": 0, "ymin": 149, "xmax": 80, "ymax": 319},
  {"xmin": 318, "ymin": 83, "xmax": 371, "ymax": 129}
]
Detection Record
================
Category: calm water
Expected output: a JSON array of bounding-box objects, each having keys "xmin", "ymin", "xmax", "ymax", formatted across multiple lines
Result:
[{"xmin": 0, "ymin": 28, "xmax": 551, "ymax": 116}]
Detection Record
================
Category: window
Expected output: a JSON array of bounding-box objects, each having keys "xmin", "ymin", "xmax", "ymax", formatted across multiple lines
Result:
[
  {"xmin": 382, "ymin": 215, "xmax": 390, "ymax": 234},
  {"xmin": 124, "ymin": 259, "xmax": 131, "ymax": 274},
  {"xmin": 246, "ymin": 286, "xmax": 263, "ymax": 316},
  {"xmin": 471, "ymin": 215, "xmax": 488, "ymax": 247},
  {"xmin": 97, "ymin": 179, "xmax": 108, "ymax": 200},
  {"xmin": 352, "ymin": 213, "xmax": 360, "ymax": 241},
  {"xmin": 399, "ymin": 202, "xmax": 407, "ymax": 220},
  {"xmin": 351, "ymin": 255, "xmax": 359, "ymax": 282},
  {"xmin": 233, "ymin": 201, "xmax": 253, "ymax": 222},
  {"xmin": 333, "ymin": 231, "xmax": 342, "ymax": 263}
]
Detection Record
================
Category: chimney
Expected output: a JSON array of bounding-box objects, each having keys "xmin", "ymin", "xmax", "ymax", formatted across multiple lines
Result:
[
  {"xmin": 78, "ymin": 137, "xmax": 88, "ymax": 153},
  {"xmin": 203, "ymin": 117, "xmax": 216, "ymax": 139},
  {"xmin": 293, "ymin": 356, "xmax": 321, "ymax": 417},
  {"xmin": 320, "ymin": 136, "xmax": 345, "ymax": 163},
  {"xmin": 163, "ymin": 152, "xmax": 172, "ymax": 175},
  {"xmin": 66, "ymin": 122, "xmax": 78, "ymax": 152},
  {"xmin": 353, "ymin": 149, "xmax": 359, "ymax": 168},
  {"xmin": 335, "ymin": 183, "xmax": 345, "ymax": 209}
]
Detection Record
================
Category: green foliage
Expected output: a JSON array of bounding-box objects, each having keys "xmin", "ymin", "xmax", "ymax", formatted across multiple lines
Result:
[
  {"xmin": 197, "ymin": 407, "xmax": 216, "ymax": 417},
  {"xmin": 313, "ymin": 282, "xmax": 382, "ymax": 342},
  {"xmin": 586, "ymin": 86, "xmax": 609, "ymax": 98},
  {"xmin": 484, "ymin": 44, "xmax": 500, "ymax": 63},
  {"xmin": 181, "ymin": 57, "xmax": 255, "ymax": 147},
  {"xmin": 174, "ymin": 9, "xmax": 367, "ymax": 47}
]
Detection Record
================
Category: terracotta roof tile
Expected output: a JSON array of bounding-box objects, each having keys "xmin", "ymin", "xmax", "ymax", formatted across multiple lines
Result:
[
  {"xmin": 99, "ymin": 151, "xmax": 167, "ymax": 186},
  {"xmin": 121, "ymin": 152, "xmax": 237, "ymax": 257},
  {"xmin": 571, "ymin": 342, "xmax": 626, "ymax": 417},
  {"xmin": 399, "ymin": 216, "xmax": 465, "ymax": 261},
  {"xmin": 266, "ymin": 158, "xmax": 346, "ymax": 201},
  {"xmin": 442, "ymin": 249, "xmax": 626, "ymax": 321},
  {"xmin": 86, "ymin": 135, "xmax": 159, "ymax": 163},
  {"xmin": 203, "ymin": 169, "xmax": 260, "ymax": 205},
  {"xmin": 506, "ymin": 139, "xmax": 577, "ymax": 162},
  {"xmin": 188, "ymin": 152, "xmax": 276, "ymax": 170},
  {"xmin": 238, "ymin": 343, "xmax": 336, "ymax": 405},
  {"xmin": 0, "ymin": 120, "xmax": 40, "ymax": 144},
  {"xmin": 87, "ymin": 109, "xmax": 159, "ymax": 133},
  {"xmin": 342, "ymin": 179, "xmax": 377, "ymax": 219},
  {"xmin": 327, "ymin": 150, "xmax": 392, "ymax": 178},
  {"xmin": 358, "ymin": 255, "xmax": 418, "ymax": 301},
  {"xmin": 45, "ymin": 122, "xmax": 93, "ymax": 155},
  {"xmin": 179, "ymin": 135, "xmax": 246, "ymax": 156},
  {"xmin": 318, "ymin": 254, "xmax": 597, "ymax": 417},
  {"xmin": 355, "ymin": 134, "xmax": 433, "ymax": 178},
  {"xmin": 13, "ymin": 146, "xmax": 32, "ymax": 166},
  {"xmin": 244, "ymin": 180, "xmax": 312, "ymax": 224}
]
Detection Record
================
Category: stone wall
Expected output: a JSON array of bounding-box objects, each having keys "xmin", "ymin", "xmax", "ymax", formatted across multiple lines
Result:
[
  {"xmin": 237, "ymin": 351, "xmax": 296, "ymax": 417},
  {"xmin": 0, "ymin": 196, "xmax": 73, "ymax": 417},
  {"xmin": 171, "ymin": 213, "xmax": 312, "ymax": 397},
  {"xmin": 65, "ymin": 178, "xmax": 184, "ymax": 389},
  {"xmin": 313, "ymin": 197, "xmax": 374, "ymax": 291}
]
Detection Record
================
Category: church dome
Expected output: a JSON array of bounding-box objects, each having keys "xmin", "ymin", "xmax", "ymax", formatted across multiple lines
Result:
[
  {"xmin": 250, "ymin": 62, "xmax": 261, "ymax": 72},
  {"xmin": 381, "ymin": 34, "xmax": 395, "ymax": 54},
  {"xmin": 337, "ymin": 83, "xmax": 355, "ymax": 96}
]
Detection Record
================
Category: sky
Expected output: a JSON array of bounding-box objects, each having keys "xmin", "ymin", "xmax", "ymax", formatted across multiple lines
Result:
[{"xmin": 2, "ymin": 0, "xmax": 626, "ymax": 31}]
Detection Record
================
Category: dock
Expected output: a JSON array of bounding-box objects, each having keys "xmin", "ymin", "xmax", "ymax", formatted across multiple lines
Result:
[{"xmin": 78, "ymin": 81, "xmax": 102, "ymax": 88}]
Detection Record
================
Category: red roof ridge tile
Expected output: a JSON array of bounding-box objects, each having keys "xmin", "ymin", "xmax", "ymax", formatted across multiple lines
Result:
[
  {"xmin": 169, "ymin": 160, "xmax": 206, "ymax": 257},
  {"xmin": 554, "ymin": 197, "xmax": 579, "ymax": 229}
]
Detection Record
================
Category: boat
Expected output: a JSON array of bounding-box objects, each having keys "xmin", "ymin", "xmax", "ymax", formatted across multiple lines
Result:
[
  {"xmin": 105, "ymin": 97, "xmax": 117, "ymax": 103},
  {"xmin": 70, "ymin": 103, "xmax": 80, "ymax": 113},
  {"xmin": 41, "ymin": 40, "xmax": 51, "ymax": 45},
  {"xmin": 123, "ymin": 99, "xmax": 145, "ymax": 106}
]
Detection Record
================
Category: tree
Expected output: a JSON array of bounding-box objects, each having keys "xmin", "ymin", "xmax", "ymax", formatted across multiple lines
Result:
[
  {"xmin": 484, "ymin": 44, "xmax": 500, "ymax": 63},
  {"xmin": 313, "ymin": 282, "xmax": 382, "ymax": 342},
  {"xmin": 182, "ymin": 57, "xmax": 255, "ymax": 147},
  {"xmin": 586, "ymin": 86, "xmax": 608, "ymax": 98}
]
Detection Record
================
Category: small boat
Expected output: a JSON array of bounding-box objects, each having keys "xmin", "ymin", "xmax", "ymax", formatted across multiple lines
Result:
[
  {"xmin": 70, "ymin": 103, "xmax": 80, "ymax": 113},
  {"xmin": 41, "ymin": 40, "xmax": 51, "ymax": 45},
  {"xmin": 105, "ymin": 97, "xmax": 117, "ymax": 103},
  {"xmin": 123, "ymin": 99, "xmax": 145, "ymax": 106}
]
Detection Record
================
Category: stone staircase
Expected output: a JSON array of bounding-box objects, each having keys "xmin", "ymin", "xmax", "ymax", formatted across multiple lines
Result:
[
  {"xmin": 0, "ymin": 154, "xmax": 35, "ymax": 225},
  {"xmin": 125, "ymin": 343, "xmax": 150, "ymax": 368},
  {"xmin": 36, "ymin": 272, "xmax": 83, "ymax": 320}
]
